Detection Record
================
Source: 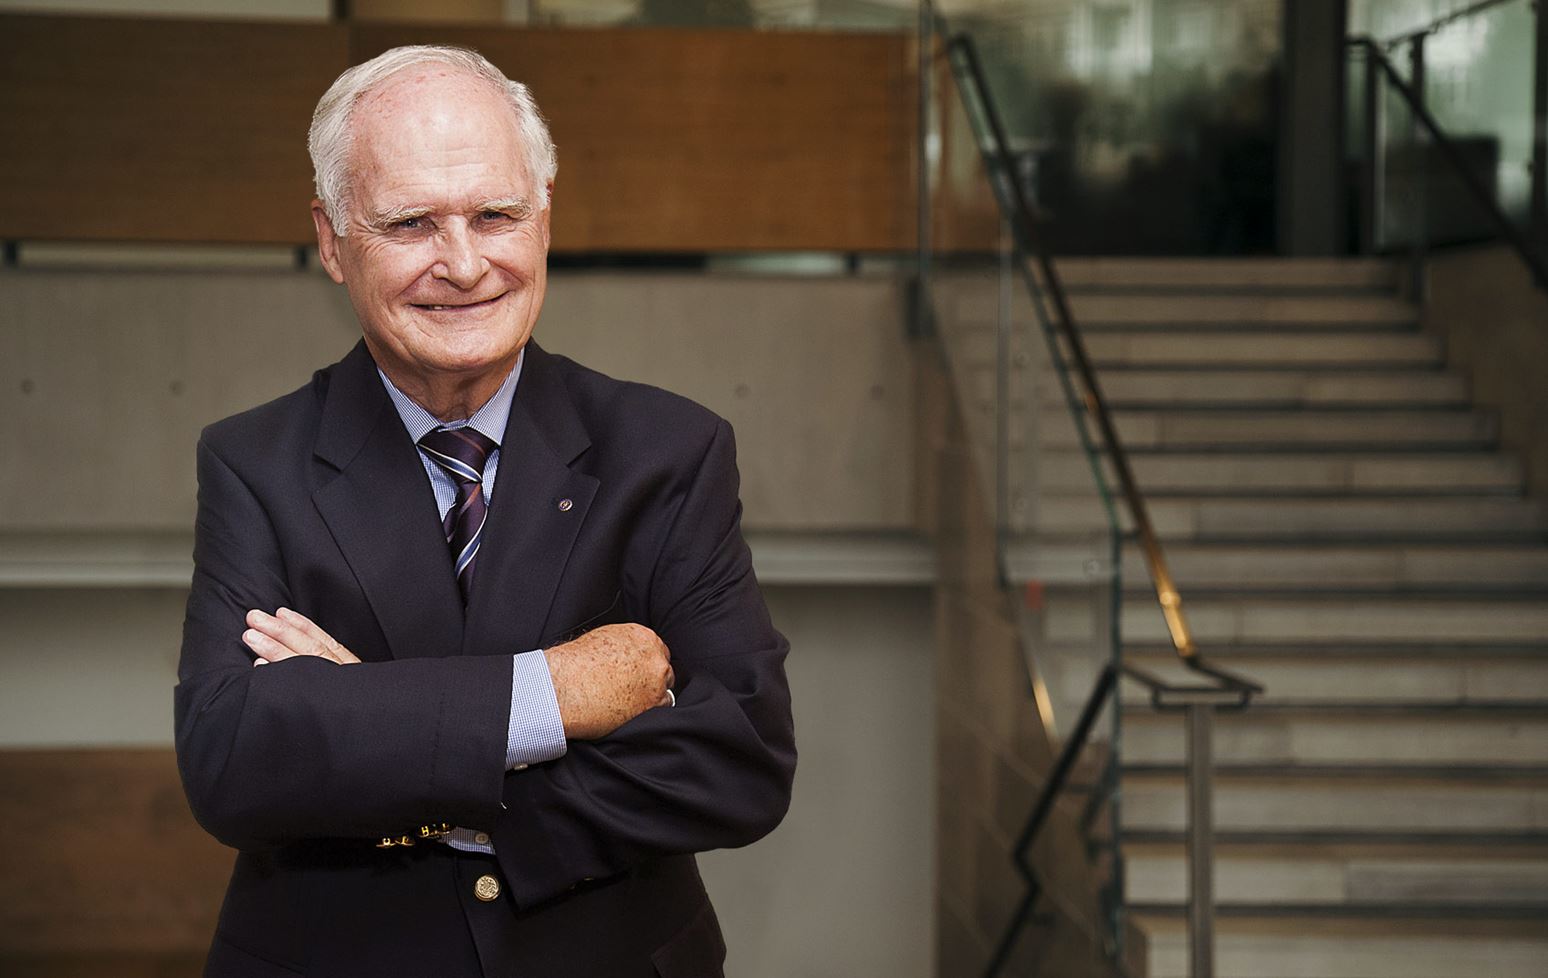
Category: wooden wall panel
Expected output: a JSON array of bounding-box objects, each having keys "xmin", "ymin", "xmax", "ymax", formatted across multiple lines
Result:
[
  {"xmin": 0, "ymin": 750, "xmax": 231, "ymax": 957},
  {"xmin": 0, "ymin": 15, "xmax": 917, "ymax": 252},
  {"xmin": 0, "ymin": 16, "xmax": 347, "ymax": 246},
  {"xmin": 352, "ymin": 25, "xmax": 917, "ymax": 252},
  {"xmin": 351, "ymin": 0, "xmax": 504, "ymax": 22}
]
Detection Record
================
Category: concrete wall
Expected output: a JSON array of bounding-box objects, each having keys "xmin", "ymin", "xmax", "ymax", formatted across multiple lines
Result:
[
  {"xmin": 0, "ymin": 268, "xmax": 915, "ymax": 532},
  {"xmin": 1423, "ymin": 245, "xmax": 1548, "ymax": 517},
  {"xmin": 703, "ymin": 585, "xmax": 933, "ymax": 978}
]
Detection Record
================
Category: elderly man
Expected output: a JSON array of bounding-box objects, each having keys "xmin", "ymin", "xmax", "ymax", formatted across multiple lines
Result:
[{"xmin": 174, "ymin": 45, "xmax": 795, "ymax": 978}]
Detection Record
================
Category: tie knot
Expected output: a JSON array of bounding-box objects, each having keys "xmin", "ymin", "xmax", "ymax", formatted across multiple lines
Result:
[{"xmin": 418, "ymin": 426, "xmax": 497, "ymax": 484}]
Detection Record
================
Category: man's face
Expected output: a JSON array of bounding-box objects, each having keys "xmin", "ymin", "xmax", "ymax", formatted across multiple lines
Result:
[{"xmin": 312, "ymin": 69, "xmax": 550, "ymax": 393}]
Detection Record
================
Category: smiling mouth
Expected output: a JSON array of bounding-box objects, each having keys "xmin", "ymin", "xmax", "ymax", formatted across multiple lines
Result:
[{"xmin": 413, "ymin": 293, "xmax": 507, "ymax": 312}]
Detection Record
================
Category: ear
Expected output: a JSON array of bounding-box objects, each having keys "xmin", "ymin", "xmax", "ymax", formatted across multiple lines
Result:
[{"xmin": 310, "ymin": 200, "xmax": 347, "ymax": 285}]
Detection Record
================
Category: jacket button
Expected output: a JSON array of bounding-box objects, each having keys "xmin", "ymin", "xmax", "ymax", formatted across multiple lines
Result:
[{"xmin": 474, "ymin": 874, "xmax": 501, "ymax": 902}]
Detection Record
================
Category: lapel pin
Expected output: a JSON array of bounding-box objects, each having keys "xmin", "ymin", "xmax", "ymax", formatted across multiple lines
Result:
[{"xmin": 557, "ymin": 498, "xmax": 574, "ymax": 512}]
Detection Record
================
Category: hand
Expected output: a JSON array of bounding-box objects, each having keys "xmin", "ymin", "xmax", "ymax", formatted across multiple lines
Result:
[
  {"xmin": 243, "ymin": 607, "xmax": 362, "ymax": 666},
  {"xmin": 545, "ymin": 623, "xmax": 675, "ymax": 740}
]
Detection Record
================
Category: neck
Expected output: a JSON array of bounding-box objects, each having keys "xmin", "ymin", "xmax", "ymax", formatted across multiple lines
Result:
[{"xmin": 376, "ymin": 355, "xmax": 517, "ymax": 423}]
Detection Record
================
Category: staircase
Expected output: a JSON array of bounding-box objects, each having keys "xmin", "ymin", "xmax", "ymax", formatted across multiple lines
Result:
[{"xmin": 939, "ymin": 257, "xmax": 1548, "ymax": 977}]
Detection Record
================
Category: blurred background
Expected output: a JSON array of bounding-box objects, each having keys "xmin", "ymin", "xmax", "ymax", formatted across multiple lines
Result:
[{"xmin": 2, "ymin": 0, "xmax": 1547, "ymax": 976}]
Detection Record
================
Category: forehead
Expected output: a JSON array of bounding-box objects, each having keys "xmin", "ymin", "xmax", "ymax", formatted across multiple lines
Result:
[{"xmin": 348, "ymin": 68, "xmax": 531, "ymax": 208}]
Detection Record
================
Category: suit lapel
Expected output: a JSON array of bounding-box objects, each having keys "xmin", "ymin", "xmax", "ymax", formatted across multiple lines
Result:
[
  {"xmin": 312, "ymin": 341, "xmax": 465, "ymax": 660},
  {"xmin": 463, "ymin": 342, "xmax": 598, "ymax": 657}
]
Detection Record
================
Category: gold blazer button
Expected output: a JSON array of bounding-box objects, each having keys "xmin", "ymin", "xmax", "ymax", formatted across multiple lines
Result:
[{"xmin": 473, "ymin": 874, "xmax": 501, "ymax": 902}]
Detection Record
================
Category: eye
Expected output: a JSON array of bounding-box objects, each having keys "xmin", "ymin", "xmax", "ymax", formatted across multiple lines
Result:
[
  {"xmin": 393, "ymin": 217, "xmax": 423, "ymax": 231},
  {"xmin": 480, "ymin": 210, "xmax": 514, "ymax": 224}
]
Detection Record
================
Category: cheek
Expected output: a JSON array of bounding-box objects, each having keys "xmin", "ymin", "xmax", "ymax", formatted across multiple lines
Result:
[
  {"xmin": 349, "ymin": 246, "xmax": 425, "ymax": 300},
  {"xmin": 501, "ymin": 228, "xmax": 549, "ymax": 268}
]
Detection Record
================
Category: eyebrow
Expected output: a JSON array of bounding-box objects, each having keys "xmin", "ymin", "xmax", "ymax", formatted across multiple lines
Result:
[
  {"xmin": 477, "ymin": 196, "xmax": 534, "ymax": 219},
  {"xmin": 362, "ymin": 205, "xmax": 431, "ymax": 232}
]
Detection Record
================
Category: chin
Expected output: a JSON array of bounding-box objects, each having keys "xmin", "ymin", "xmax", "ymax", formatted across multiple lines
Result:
[{"xmin": 421, "ymin": 340, "xmax": 524, "ymax": 377}]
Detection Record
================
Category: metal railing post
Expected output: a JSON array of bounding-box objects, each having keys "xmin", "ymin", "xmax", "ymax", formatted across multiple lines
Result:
[
  {"xmin": 1409, "ymin": 35, "xmax": 1429, "ymax": 303},
  {"xmin": 995, "ymin": 218, "xmax": 1012, "ymax": 564},
  {"xmin": 913, "ymin": 0, "xmax": 934, "ymax": 339},
  {"xmin": 1363, "ymin": 48, "xmax": 1383, "ymax": 254},
  {"xmin": 1186, "ymin": 703, "xmax": 1216, "ymax": 978},
  {"xmin": 1532, "ymin": 0, "xmax": 1548, "ymax": 245}
]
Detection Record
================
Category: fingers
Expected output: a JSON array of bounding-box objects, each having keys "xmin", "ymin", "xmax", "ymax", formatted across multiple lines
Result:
[
  {"xmin": 245, "ymin": 608, "xmax": 315, "ymax": 660},
  {"xmin": 243, "ymin": 608, "xmax": 360, "ymax": 665},
  {"xmin": 243, "ymin": 618, "xmax": 300, "ymax": 663}
]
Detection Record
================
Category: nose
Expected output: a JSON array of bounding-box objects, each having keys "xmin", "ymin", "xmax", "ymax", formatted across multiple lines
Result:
[{"xmin": 432, "ymin": 220, "xmax": 488, "ymax": 289}]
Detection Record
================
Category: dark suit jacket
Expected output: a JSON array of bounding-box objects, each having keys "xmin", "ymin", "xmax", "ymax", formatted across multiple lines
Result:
[{"xmin": 174, "ymin": 339, "xmax": 796, "ymax": 978}]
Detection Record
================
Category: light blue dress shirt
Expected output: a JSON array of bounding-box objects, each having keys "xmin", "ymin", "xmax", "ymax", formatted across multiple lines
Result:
[{"xmin": 377, "ymin": 349, "xmax": 567, "ymax": 853}]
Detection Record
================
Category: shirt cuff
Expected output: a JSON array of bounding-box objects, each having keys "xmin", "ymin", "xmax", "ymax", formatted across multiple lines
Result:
[{"xmin": 507, "ymin": 650, "xmax": 567, "ymax": 770}]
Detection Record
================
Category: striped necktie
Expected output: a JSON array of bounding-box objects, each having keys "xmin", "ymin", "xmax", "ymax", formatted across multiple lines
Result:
[{"xmin": 417, "ymin": 426, "xmax": 498, "ymax": 602}]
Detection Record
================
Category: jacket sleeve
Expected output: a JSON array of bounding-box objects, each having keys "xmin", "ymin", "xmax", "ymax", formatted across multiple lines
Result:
[
  {"xmin": 173, "ymin": 437, "xmax": 512, "ymax": 851},
  {"xmin": 489, "ymin": 418, "xmax": 797, "ymax": 906}
]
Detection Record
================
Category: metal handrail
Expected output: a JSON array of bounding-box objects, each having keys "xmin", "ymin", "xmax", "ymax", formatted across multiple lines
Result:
[
  {"xmin": 942, "ymin": 30, "xmax": 1260, "ymax": 696},
  {"xmin": 1377, "ymin": 0, "xmax": 1522, "ymax": 49},
  {"xmin": 1350, "ymin": 35, "xmax": 1548, "ymax": 289},
  {"xmin": 926, "ymin": 17, "xmax": 1263, "ymax": 978},
  {"xmin": 985, "ymin": 662, "xmax": 1253, "ymax": 978}
]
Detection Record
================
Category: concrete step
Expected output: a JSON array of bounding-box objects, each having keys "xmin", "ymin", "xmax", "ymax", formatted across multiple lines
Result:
[
  {"xmin": 1077, "ymin": 331, "xmax": 1442, "ymax": 369},
  {"xmin": 940, "ymin": 281, "xmax": 1415, "ymax": 327},
  {"xmin": 936, "ymin": 258, "xmax": 1399, "ymax": 298},
  {"xmin": 1035, "ymin": 408, "xmax": 1498, "ymax": 452},
  {"xmin": 1107, "ymin": 594, "xmax": 1548, "ymax": 645},
  {"xmin": 953, "ymin": 361, "xmax": 1469, "ymax": 410},
  {"xmin": 1068, "ymin": 292, "xmax": 1417, "ymax": 328},
  {"xmin": 1053, "ymin": 257, "xmax": 1400, "ymax": 292},
  {"xmin": 1106, "ymin": 541, "xmax": 1548, "ymax": 593},
  {"xmin": 1027, "ymin": 594, "xmax": 1548, "ymax": 646},
  {"xmin": 1122, "ymin": 709, "xmax": 1548, "ymax": 767},
  {"xmin": 1049, "ymin": 369, "xmax": 1468, "ymax": 410},
  {"xmin": 1125, "ymin": 840, "xmax": 1548, "ymax": 906},
  {"xmin": 953, "ymin": 324, "xmax": 1441, "ymax": 369},
  {"xmin": 1014, "ymin": 539, "xmax": 1548, "ymax": 593},
  {"xmin": 1001, "ymin": 447, "xmax": 1528, "ymax": 502},
  {"xmin": 1027, "ymin": 495, "xmax": 1547, "ymax": 541},
  {"xmin": 1120, "ymin": 770, "xmax": 1548, "ymax": 834},
  {"xmin": 972, "ymin": 414, "xmax": 1500, "ymax": 464},
  {"xmin": 1038, "ymin": 451, "xmax": 1523, "ymax": 496},
  {"xmin": 1135, "ymin": 912, "xmax": 1548, "ymax": 978},
  {"xmin": 1119, "ymin": 649, "xmax": 1548, "ymax": 705}
]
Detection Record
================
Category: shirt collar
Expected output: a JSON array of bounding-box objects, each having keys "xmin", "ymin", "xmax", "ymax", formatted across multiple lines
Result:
[{"xmin": 377, "ymin": 346, "xmax": 524, "ymax": 447}]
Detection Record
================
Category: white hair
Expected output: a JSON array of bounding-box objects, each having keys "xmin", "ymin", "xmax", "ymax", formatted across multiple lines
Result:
[{"xmin": 307, "ymin": 44, "xmax": 558, "ymax": 235}]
